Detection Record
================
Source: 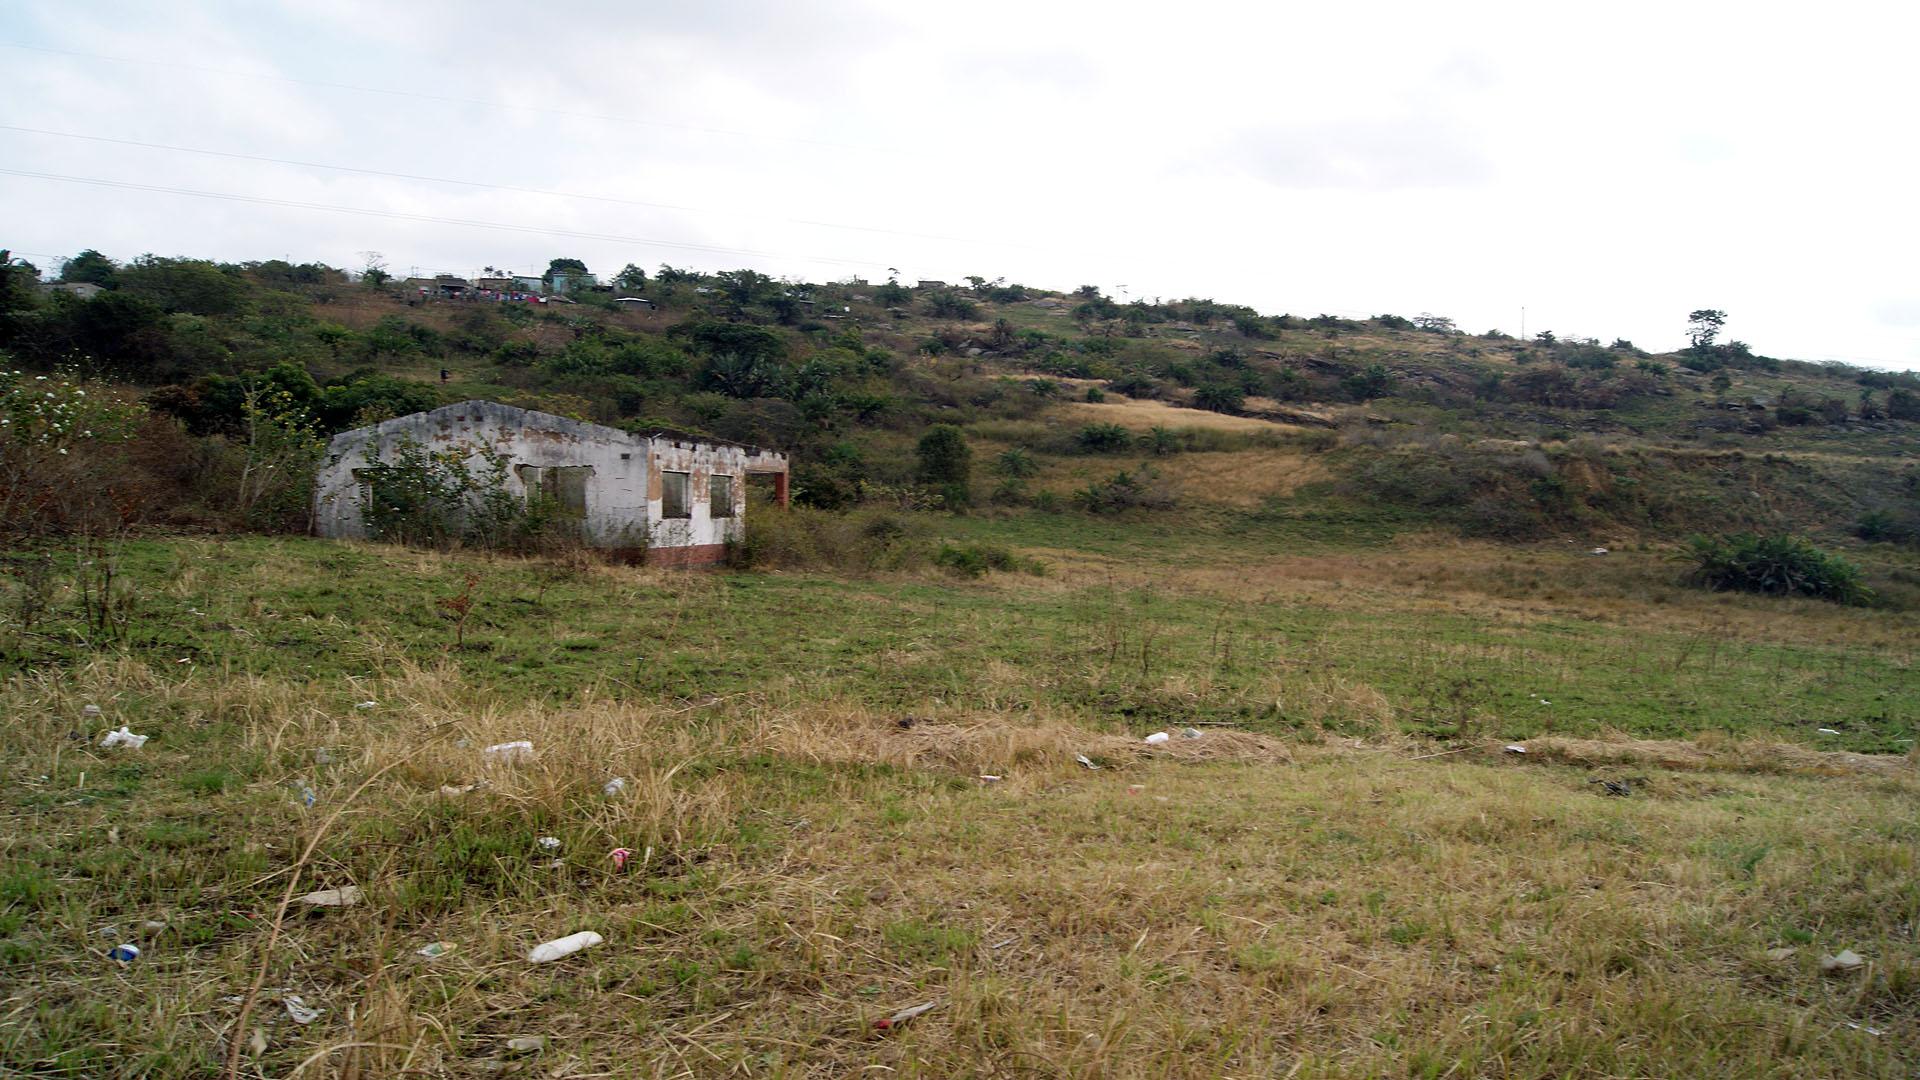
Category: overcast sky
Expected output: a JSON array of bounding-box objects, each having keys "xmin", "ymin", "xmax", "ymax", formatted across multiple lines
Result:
[{"xmin": 6, "ymin": 1, "xmax": 1919, "ymax": 369}]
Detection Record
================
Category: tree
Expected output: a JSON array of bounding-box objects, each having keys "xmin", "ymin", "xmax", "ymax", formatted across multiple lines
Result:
[
  {"xmin": 117, "ymin": 256, "xmax": 247, "ymax": 315},
  {"xmin": 1686, "ymin": 309, "xmax": 1727, "ymax": 352},
  {"xmin": 1412, "ymin": 313, "xmax": 1457, "ymax": 334},
  {"xmin": 1887, "ymin": 388, "xmax": 1920, "ymax": 421},
  {"xmin": 546, "ymin": 258, "xmax": 589, "ymax": 277},
  {"xmin": 60, "ymin": 249, "xmax": 118, "ymax": 287},
  {"xmin": 1193, "ymin": 384, "xmax": 1245, "ymax": 413},
  {"xmin": 358, "ymin": 251, "xmax": 391, "ymax": 288},
  {"xmin": 613, "ymin": 263, "xmax": 648, "ymax": 291},
  {"xmin": 924, "ymin": 291, "xmax": 977, "ymax": 319},
  {"xmin": 1342, "ymin": 364, "xmax": 1395, "ymax": 402},
  {"xmin": 916, "ymin": 424, "xmax": 972, "ymax": 504}
]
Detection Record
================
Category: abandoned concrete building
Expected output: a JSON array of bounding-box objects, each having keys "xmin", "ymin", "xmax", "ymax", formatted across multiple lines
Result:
[{"xmin": 312, "ymin": 401, "xmax": 788, "ymax": 564}]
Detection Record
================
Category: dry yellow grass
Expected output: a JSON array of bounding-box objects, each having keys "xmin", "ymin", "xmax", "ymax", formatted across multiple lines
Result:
[
  {"xmin": 1055, "ymin": 398, "xmax": 1301, "ymax": 434},
  {"xmin": 1156, "ymin": 449, "xmax": 1331, "ymax": 507},
  {"xmin": 5, "ymin": 643, "xmax": 1916, "ymax": 1077}
]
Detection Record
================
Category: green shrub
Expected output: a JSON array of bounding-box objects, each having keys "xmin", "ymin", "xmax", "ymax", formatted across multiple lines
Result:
[
  {"xmin": 934, "ymin": 541, "xmax": 1019, "ymax": 578},
  {"xmin": 1682, "ymin": 533, "xmax": 1871, "ymax": 605},
  {"xmin": 355, "ymin": 435, "xmax": 561, "ymax": 552},
  {"xmin": 1855, "ymin": 510, "xmax": 1919, "ymax": 546},
  {"xmin": 993, "ymin": 447, "xmax": 1038, "ymax": 479},
  {"xmin": 1075, "ymin": 423, "xmax": 1132, "ymax": 453},
  {"xmin": 1074, "ymin": 466, "xmax": 1177, "ymax": 514},
  {"xmin": 729, "ymin": 507, "xmax": 926, "ymax": 572}
]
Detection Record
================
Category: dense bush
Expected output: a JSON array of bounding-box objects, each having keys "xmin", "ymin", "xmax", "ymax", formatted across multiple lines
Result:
[
  {"xmin": 1074, "ymin": 422, "xmax": 1132, "ymax": 453},
  {"xmin": 934, "ymin": 541, "xmax": 1039, "ymax": 578},
  {"xmin": 351, "ymin": 436, "xmax": 566, "ymax": 552},
  {"xmin": 729, "ymin": 507, "xmax": 927, "ymax": 571},
  {"xmin": 1682, "ymin": 533, "xmax": 1871, "ymax": 605},
  {"xmin": 1074, "ymin": 465, "xmax": 1177, "ymax": 514}
]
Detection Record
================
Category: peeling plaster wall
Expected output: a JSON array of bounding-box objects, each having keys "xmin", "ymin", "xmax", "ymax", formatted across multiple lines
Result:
[
  {"xmin": 646, "ymin": 437, "xmax": 763, "ymax": 551},
  {"xmin": 314, "ymin": 402, "xmax": 789, "ymax": 563},
  {"xmin": 313, "ymin": 401, "xmax": 649, "ymax": 547}
]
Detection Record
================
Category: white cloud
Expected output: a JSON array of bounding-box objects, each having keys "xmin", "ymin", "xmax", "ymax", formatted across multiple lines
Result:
[{"xmin": 2, "ymin": 0, "xmax": 1916, "ymax": 368}]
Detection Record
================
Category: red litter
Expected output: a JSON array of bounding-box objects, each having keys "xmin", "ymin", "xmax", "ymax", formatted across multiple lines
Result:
[{"xmin": 610, "ymin": 848, "xmax": 633, "ymax": 871}]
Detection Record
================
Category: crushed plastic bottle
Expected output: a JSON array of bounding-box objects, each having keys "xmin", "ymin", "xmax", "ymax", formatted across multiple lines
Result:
[
  {"xmin": 109, "ymin": 943, "xmax": 140, "ymax": 963},
  {"xmin": 1143, "ymin": 731, "xmax": 1171, "ymax": 745},
  {"xmin": 283, "ymin": 996, "xmax": 321, "ymax": 1025},
  {"xmin": 483, "ymin": 740, "xmax": 534, "ymax": 764},
  {"xmin": 100, "ymin": 727, "xmax": 148, "ymax": 749},
  {"xmin": 527, "ymin": 931, "xmax": 602, "ymax": 963},
  {"xmin": 296, "ymin": 885, "xmax": 362, "ymax": 908}
]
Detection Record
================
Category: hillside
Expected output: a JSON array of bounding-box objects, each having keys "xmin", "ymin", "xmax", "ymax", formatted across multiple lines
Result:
[{"xmin": 3, "ymin": 253, "xmax": 1918, "ymax": 562}]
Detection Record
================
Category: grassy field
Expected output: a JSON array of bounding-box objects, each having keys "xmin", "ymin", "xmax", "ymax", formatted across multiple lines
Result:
[{"xmin": 1, "ymin": 522, "xmax": 1916, "ymax": 1077}]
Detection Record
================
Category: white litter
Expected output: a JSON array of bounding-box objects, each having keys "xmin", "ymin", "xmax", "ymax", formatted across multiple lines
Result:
[
  {"xmin": 537, "ymin": 836, "xmax": 561, "ymax": 851},
  {"xmin": 1143, "ymin": 731, "xmax": 1171, "ymax": 745},
  {"xmin": 1843, "ymin": 1021, "xmax": 1885, "ymax": 1036},
  {"xmin": 296, "ymin": 886, "xmax": 362, "ymax": 908},
  {"xmin": 354, "ymin": 701, "xmax": 377, "ymax": 710},
  {"xmin": 100, "ymin": 727, "xmax": 148, "ymax": 749},
  {"xmin": 283, "ymin": 996, "xmax": 321, "ymax": 1025},
  {"xmin": 505, "ymin": 1036, "xmax": 547, "ymax": 1053},
  {"xmin": 483, "ymin": 740, "xmax": 534, "ymax": 763},
  {"xmin": 1820, "ymin": 950, "xmax": 1864, "ymax": 973},
  {"xmin": 1180, "ymin": 727, "xmax": 1203, "ymax": 739},
  {"xmin": 1590, "ymin": 547, "xmax": 1608, "ymax": 556},
  {"xmin": 1075, "ymin": 754, "xmax": 1099, "ymax": 770},
  {"xmin": 602, "ymin": 777, "xmax": 628, "ymax": 796},
  {"xmin": 1817, "ymin": 728, "xmax": 1841, "ymax": 735},
  {"xmin": 82, "ymin": 704, "xmax": 102, "ymax": 717},
  {"xmin": 1503, "ymin": 744, "xmax": 1527, "ymax": 754},
  {"xmin": 527, "ymin": 931, "xmax": 602, "ymax": 963},
  {"xmin": 978, "ymin": 774, "xmax": 1002, "ymax": 783}
]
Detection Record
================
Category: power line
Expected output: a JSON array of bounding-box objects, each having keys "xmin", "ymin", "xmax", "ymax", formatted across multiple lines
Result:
[
  {"xmin": 0, "ymin": 41, "xmax": 897, "ymax": 156},
  {"xmin": 0, "ymin": 124, "xmax": 999, "ymax": 250},
  {"xmin": 0, "ymin": 167, "xmax": 893, "ymax": 272}
]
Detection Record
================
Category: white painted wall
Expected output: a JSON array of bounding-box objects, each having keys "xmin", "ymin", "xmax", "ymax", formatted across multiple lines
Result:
[
  {"xmin": 313, "ymin": 401, "xmax": 791, "ymax": 556},
  {"xmin": 313, "ymin": 401, "xmax": 650, "ymax": 547}
]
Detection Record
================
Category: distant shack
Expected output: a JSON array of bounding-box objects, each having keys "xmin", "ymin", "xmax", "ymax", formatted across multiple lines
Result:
[{"xmin": 313, "ymin": 401, "xmax": 788, "ymax": 565}]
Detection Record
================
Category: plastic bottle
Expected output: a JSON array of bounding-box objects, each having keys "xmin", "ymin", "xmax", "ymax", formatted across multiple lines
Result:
[
  {"xmin": 527, "ymin": 931, "xmax": 603, "ymax": 963},
  {"xmin": 484, "ymin": 740, "xmax": 535, "ymax": 763}
]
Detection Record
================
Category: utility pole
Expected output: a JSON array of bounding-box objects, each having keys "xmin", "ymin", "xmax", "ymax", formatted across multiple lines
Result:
[{"xmin": 1520, "ymin": 306, "xmax": 1526, "ymax": 341}]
